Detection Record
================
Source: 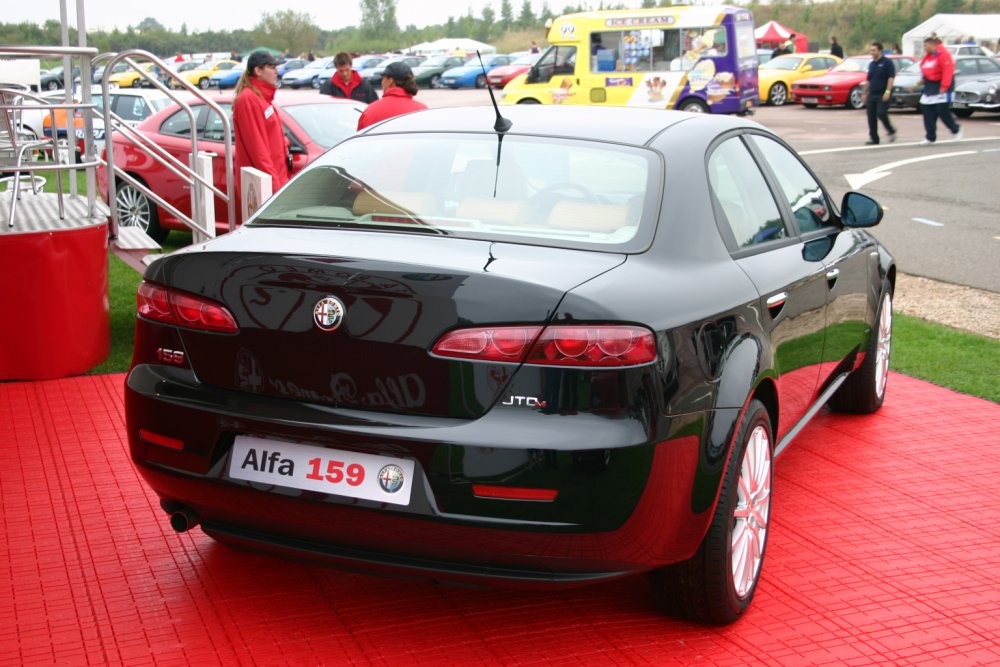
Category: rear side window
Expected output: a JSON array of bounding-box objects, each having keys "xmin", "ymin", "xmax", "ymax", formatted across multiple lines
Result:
[
  {"xmin": 252, "ymin": 133, "xmax": 659, "ymax": 252},
  {"xmin": 708, "ymin": 137, "xmax": 786, "ymax": 249},
  {"xmin": 749, "ymin": 135, "xmax": 833, "ymax": 233},
  {"xmin": 159, "ymin": 108, "xmax": 195, "ymax": 137}
]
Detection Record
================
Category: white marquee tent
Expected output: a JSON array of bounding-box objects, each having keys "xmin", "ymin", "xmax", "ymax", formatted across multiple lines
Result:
[
  {"xmin": 407, "ymin": 38, "xmax": 496, "ymax": 55},
  {"xmin": 901, "ymin": 14, "xmax": 1000, "ymax": 56}
]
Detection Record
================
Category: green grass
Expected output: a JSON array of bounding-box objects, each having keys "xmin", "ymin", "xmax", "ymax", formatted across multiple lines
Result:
[
  {"xmin": 88, "ymin": 252, "xmax": 1000, "ymax": 405},
  {"xmin": 890, "ymin": 314, "xmax": 1000, "ymax": 404}
]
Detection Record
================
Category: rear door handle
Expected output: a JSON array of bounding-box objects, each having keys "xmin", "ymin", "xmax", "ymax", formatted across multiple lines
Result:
[{"xmin": 826, "ymin": 268, "xmax": 840, "ymax": 288}]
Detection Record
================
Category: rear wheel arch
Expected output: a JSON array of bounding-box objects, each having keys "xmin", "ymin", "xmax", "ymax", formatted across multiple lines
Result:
[{"xmin": 751, "ymin": 379, "xmax": 779, "ymax": 443}]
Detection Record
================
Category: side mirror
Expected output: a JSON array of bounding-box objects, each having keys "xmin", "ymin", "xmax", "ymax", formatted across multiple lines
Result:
[
  {"xmin": 526, "ymin": 65, "xmax": 539, "ymax": 83},
  {"xmin": 841, "ymin": 191, "xmax": 883, "ymax": 228},
  {"xmin": 801, "ymin": 65, "xmax": 813, "ymax": 72}
]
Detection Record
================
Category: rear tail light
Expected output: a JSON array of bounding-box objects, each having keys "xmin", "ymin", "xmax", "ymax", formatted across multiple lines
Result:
[
  {"xmin": 432, "ymin": 325, "xmax": 655, "ymax": 367},
  {"xmin": 137, "ymin": 281, "xmax": 238, "ymax": 333}
]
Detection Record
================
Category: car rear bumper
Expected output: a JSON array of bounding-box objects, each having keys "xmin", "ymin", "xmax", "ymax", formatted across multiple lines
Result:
[{"xmin": 126, "ymin": 363, "xmax": 724, "ymax": 582}]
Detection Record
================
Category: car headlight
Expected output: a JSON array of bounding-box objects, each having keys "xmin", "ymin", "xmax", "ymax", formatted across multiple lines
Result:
[
  {"xmin": 989, "ymin": 85, "xmax": 998, "ymax": 95},
  {"xmin": 822, "ymin": 85, "xmax": 831, "ymax": 91}
]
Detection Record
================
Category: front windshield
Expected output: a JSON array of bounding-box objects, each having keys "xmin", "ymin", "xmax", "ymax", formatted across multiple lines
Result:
[
  {"xmin": 762, "ymin": 56, "xmax": 803, "ymax": 71},
  {"xmin": 282, "ymin": 103, "xmax": 363, "ymax": 148},
  {"xmin": 831, "ymin": 58, "xmax": 870, "ymax": 73},
  {"xmin": 251, "ymin": 133, "xmax": 659, "ymax": 252},
  {"xmin": 305, "ymin": 60, "xmax": 327, "ymax": 70},
  {"xmin": 899, "ymin": 61, "xmax": 921, "ymax": 74}
]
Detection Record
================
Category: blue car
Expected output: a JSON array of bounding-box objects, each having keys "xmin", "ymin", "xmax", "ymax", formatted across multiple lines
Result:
[
  {"xmin": 440, "ymin": 54, "xmax": 513, "ymax": 89},
  {"xmin": 208, "ymin": 67, "xmax": 242, "ymax": 90},
  {"xmin": 317, "ymin": 55, "xmax": 388, "ymax": 89},
  {"xmin": 277, "ymin": 58, "xmax": 307, "ymax": 77}
]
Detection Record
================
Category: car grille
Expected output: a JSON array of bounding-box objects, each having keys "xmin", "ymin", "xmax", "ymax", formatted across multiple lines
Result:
[
  {"xmin": 955, "ymin": 90, "xmax": 981, "ymax": 103},
  {"xmin": 796, "ymin": 83, "xmax": 821, "ymax": 91}
]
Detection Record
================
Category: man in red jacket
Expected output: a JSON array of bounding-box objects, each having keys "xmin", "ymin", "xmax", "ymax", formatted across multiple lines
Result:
[
  {"xmin": 357, "ymin": 62, "xmax": 428, "ymax": 130},
  {"xmin": 918, "ymin": 37, "xmax": 962, "ymax": 145},
  {"xmin": 233, "ymin": 50, "xmax": 289, "ymax": 222},
  {"xmin": 320, "ymin": 52, "xmax": 378, "ymax": 103}
]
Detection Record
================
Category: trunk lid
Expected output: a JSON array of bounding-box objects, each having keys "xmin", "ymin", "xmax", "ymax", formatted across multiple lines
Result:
[{"xmin": 146, "ymin": 227, "xmax": 625, "ymax": 418}]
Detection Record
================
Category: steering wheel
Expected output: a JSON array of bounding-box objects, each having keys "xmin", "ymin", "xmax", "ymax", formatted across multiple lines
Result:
[{"xmin": 529, "ymin": 182, "xmax": 597, "ymax": 218}]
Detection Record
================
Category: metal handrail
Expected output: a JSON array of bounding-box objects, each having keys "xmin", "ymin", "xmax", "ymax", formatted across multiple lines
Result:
[{"xmin": 100, "ymin": 49, "xmax": 235, "ymax": 239}]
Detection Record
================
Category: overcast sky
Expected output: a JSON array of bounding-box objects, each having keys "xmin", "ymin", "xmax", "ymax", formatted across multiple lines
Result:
[{"xmin": 7, "ymin": 0, "xmax": 656, "ymax": 33}]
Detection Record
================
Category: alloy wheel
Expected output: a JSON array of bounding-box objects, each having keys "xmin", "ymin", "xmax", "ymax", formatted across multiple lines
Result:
[
  {"xmin": 731, "ymin": 423, "xmax": 772, "ymax": 598},
  {"xmin": 874, "ymin": 293, "xmax": 892, "ymax": 400},
  {"xmin": 116, "ymin": 184, "xmax": 152, "ymax": 234}
]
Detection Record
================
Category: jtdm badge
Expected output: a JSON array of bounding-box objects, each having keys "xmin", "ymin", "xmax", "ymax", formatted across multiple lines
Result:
[{"xmin": 313, "ymin": 296, "xmax": 346, "ymax": 332}]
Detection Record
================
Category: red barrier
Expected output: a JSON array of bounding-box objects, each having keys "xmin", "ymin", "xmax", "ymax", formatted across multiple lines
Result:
[{"xmin": 0, "ymin": 222, "xmax": 109, "ymax": 379}]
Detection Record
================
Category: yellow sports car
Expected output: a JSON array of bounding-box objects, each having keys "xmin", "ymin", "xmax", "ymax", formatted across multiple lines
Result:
[
  {"xmin": 173, "ymin": 60, "xmax": 240, "ymax": 90},
  {"xmin": 107, "ymin": 63, "xmax": 163, "ymax": 88},
  {"xmin": 758, "ymin": 53, "xmax": 841, "ymax": 106}
]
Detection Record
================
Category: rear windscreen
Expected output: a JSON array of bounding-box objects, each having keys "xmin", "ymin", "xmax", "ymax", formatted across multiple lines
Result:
[{"xmin": 250, "ymin": 133, "xmax": 660, "ymax": 252}]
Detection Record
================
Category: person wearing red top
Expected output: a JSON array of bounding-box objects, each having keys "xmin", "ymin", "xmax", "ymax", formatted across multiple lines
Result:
[
  {"xmin": 918, "ymin": 37, "xmax": 962, "ymax": 145},
  {"xmin": 320, "ymin": 52, "xmax": 378, "ymax": 103},
  {"xmin": 232, "ymin": 50, "xmax": 289, "ymax": 222},
  {"xmin": 357, "ymin": 61, "xmax": 428, "ymax": 131}
]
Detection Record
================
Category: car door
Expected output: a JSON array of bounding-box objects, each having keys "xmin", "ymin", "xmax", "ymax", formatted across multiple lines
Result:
[
  {"xmin": 146, "ymin": 104, "xmax": 212, "ymax": 224},
  {"xmin": 707, "ymin": 134, "xmax": 828, "ymax": 439},
  {"xmin": 747, "ymin": 134, "xmax": 877, "ymax": 392}
]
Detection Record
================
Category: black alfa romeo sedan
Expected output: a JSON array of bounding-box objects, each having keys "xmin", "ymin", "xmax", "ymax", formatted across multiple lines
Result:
[{"xmin": 125, "ymin": 105, "xmax": 894, "ymax": 624}]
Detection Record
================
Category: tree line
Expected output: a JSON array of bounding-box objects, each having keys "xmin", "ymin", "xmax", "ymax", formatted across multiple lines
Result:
[{"xmin": 3, "ymin": 0, "xmax": 1000, "ymax": 62}]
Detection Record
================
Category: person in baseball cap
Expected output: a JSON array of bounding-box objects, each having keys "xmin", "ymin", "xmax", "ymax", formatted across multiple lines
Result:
[
  {"xmin": 232, "ymin": 49, "xmax": 288, "ymax": 222},
  {"xmin": 357, "ymin": 60, "xmax": 428, "ymax": 130}
]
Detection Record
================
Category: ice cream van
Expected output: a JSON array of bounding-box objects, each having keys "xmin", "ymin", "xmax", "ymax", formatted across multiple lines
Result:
[{"xmin": 500, "ymin": 6, "xmax": 758, "ymax": 114}]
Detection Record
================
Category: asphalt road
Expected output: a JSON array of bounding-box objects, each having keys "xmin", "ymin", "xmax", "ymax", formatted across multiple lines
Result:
[{"xmin": 343, "ymin": 87, "xmax": 1000, "ymax": 292}]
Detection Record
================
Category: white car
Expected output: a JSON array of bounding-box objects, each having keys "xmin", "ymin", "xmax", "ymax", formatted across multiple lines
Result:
[
  {"xmin": 18, "ymin": 88, "xmax": 171, "ymax": 161},
  {"xmin": 946, "ymin": 43, "xmax": 995, "ymax": 58}
]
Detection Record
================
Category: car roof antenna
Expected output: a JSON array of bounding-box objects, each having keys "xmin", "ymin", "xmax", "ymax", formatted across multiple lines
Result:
[{"xmin": 477, "ymin": 50, "xmax": 512, "ymax": 134}]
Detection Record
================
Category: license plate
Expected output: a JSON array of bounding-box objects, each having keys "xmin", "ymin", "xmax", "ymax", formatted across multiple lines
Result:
[
  {"xmin": 229, "ymin": 435, "xmax": 415, "ymax": 505},
  {"xmin": 802, "ymin": 97, "xmax": 818, "ymax": 104}
]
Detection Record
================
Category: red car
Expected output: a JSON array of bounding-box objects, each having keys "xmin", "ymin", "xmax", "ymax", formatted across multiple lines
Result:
[
  {"xmin": 486, "ymin": 53, "xmax": 541, "ymax": 89},
  {"xmin": 791, "ymin": 54, "xmax": 913, "ymax": 109},
  {"xmin": 98, "ymin": 92, "xmax": 365, "ymax": 242}
]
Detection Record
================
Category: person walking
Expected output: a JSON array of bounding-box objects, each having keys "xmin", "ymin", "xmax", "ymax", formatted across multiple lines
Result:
[
  {"xmin": 356, "ymin": 62, "xmax": 427, "ymax": 131},
  {"xmin": 863, "ymin": 42, "xmax": 896, "ymax": 145},
  {"xmin": 918, "ymin": 37, "xmax": 962, "ymax": 145},
  {"xmin": 232, "ymin": 50, "xmax": 289, "ymax": 220},
  {"xmin": 320, "ymin": 52, "xmax": 378, "ymax": 103},
  {"xmin": 829, "ymin": 36, "xmax": 844, "ymax": 59}
]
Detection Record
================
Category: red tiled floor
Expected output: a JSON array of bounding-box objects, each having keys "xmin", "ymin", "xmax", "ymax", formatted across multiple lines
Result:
[{"xmin": 1, "ymin": 372, "xmax": 999, "ymax": 666}]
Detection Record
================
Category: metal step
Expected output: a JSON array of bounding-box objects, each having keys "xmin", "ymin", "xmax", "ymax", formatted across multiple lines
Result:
[{"xmin": 111, "ymin": 226, "xmax": 161, "ymax": 273}]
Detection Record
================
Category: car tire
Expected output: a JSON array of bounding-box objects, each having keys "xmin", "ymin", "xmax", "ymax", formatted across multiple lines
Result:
[
  {"xmin": 953, "ymin": 109, "xmax": 973, "ymax": 118},
  {"xmin": 132, "ymin": 79, "xmax": 142, "ymax": 88},
  {"xmin": 311, "ymin": 77, "xmax": 320, "ymax": 89},
  {"xmin": 650, "ymin": 398, "xmax": 773, "ymax": 624},
  {"xmin": 46, "ymin": 80, "xmax": 60, "ymax": 91},
  {"xmin": 848, "ymin": 86, "xmax": 864, "ymax": 110},
  {"xmin": 116, "ymin": 179, "xmax": 168, "ymax": 243},
  {"xmin": 198, "ymin": 77, "xmax": 209, "ymax": 90},
  {"xmin": 517, "ymin": 98, "xmax": 541, "ymax": 104},
  {"xmin": 475, "ymin": 74, "xmax": 487, "ymax": 89},
  {"xmin": 829, "ymin": 283, "xmax": 893, "ymax": 414},
  {"xmin": 429, "ymin": 74, "xmax": 441, "ymax": 89},
  {"xmin": 769, "ymin": 82, "xmax": 788, "ymax": 106},
  {"xmin": 679, "ymin": 98, "xmax": 709, "ymax": 113}
]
